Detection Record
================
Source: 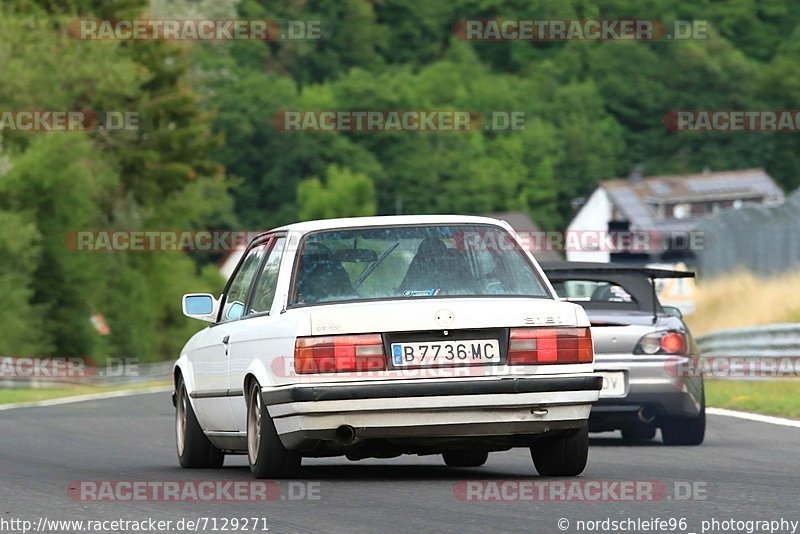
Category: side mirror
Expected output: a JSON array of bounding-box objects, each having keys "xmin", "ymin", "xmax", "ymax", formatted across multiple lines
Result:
[
  {"xmin": 182, "ymin": 294, "xmax": 218, "ymax": 323},
  {"xmin": 662, "ymin": 305, "xmax": 683, "ymax": 319},
  {"xmin": 225, "ymin": 301, "xmax": 245, "ymax": 321}
]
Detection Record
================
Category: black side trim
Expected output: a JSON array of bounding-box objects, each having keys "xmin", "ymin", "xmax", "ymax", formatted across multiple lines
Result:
[
  {"xmin": 190, "ymin": 388, "xmax": 244, "ymax": 399},
  {"xmin": 262, "ymin": 376, "xmax": 603, "ymax": 405},
  {"xmin": 280, "ymin": 420, "xmax": 584, "ymax": 449}
]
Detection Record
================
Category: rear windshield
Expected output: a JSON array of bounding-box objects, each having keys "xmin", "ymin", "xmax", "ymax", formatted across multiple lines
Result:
[
  {"xmin": 549, "ymin": 278, "xmax": 640, "ymax": 310},
  {"xmin": 551, "ymin": 279, "xmax": 634, "ymax": 302},
  {"xmin": 289, "ymin": 224, "xmax": 550, "ymax": 306}
]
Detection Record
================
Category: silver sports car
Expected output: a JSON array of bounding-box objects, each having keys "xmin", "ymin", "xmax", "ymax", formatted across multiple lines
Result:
[{"xmin": 541, "ymin": 262, "xmax": 705, "ymax": 445}]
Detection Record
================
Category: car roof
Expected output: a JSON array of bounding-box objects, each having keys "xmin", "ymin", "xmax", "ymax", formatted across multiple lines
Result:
[{"xmin": 268, "ymin": 215, "xmax": 514, "ymax": 235}]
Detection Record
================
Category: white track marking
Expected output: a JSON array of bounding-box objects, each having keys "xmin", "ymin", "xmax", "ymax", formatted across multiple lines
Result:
[
  {"xmin": 707, "ymin": 407, "xmax": 800, "ymax": 428},
  {"xmin": 0, "ymin": 386, "xmax": 172, "ymax": 411},
  {"xmin": 3, "ymin": 390, "xmax": 799, "ymax": 431}
]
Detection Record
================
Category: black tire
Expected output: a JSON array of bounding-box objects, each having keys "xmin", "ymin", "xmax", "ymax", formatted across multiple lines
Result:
[
  {"xmin": 175, "ymin": 378, "xmax": 224, "ymax": 468},
  {"xmin": 442, "ymin": 450, "xmax": 489, "ymax": 467},
  {"xmin": 621, "ymin": 424, "xmax": 656, "ymax": 442},
  {"xmin": 247, "ymin": 380, "xmax": 301, "ymax": 479},
  {"xmin": 531, "ymin": 425, "xmax": 589, "ymax": 477},
  {"xmin": 661, "ymin": 406, "xmax": 706, "ymax": 445}
]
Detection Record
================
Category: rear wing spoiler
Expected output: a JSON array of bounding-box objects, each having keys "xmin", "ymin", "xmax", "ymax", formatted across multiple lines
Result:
[
  {"xmin": 539, "ymin": 262, "xmax": 696, "ymax": 324},
  {"xmin": 540, "ymin": 264, "xmax": 695, "ymax": 279}
]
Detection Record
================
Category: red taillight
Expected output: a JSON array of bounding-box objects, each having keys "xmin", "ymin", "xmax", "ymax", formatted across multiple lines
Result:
[
  {"xmin": 294, "ymin": 334, "xmax": 386, "ymax": 374},
  {"xmin": 634, "ymin": 331, "xmax": 687, "ymax": 355},
  {"xmin": 508, "ymin": 327, "xmax": 593, "ymax": 365},
  {"xmin": 660, "ymin": 332, "xmax": 686, "ymax": 354}
]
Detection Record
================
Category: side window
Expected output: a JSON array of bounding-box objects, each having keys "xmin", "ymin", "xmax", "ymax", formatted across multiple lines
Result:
[
  {"xmin": 249, "ymin": 238, "xmax": 286, "ymax": 315},
  {"xmin": 219, "ymin": 244, "xmax": 268, "ymax": 321}
]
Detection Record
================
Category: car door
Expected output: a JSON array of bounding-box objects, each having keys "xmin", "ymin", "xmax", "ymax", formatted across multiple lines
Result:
[
  {"xmin": 227, "ymin": 236, "xmax": 288, "ymax": 431},
  {"xmin": 189, "ymin": 240, "xmax": 270, "ymax": 431}
]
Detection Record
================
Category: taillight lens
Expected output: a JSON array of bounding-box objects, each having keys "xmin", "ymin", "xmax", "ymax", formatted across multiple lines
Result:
[
  {"xmin": 634, "ymin": 331, "xmax": 687, "ymax": 355},
  {"xmin": 508, "ymin": 327, "xmax": 593, "ymax": 365},
  {"xmin": 294, "ymin": 334, "xmax": 386, "ymax": 374}
]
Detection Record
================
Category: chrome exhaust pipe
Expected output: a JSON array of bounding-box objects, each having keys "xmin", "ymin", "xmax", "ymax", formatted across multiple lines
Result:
[
  {"xmin": 335, "ymin": 425, "xmax": 357, "ymax": 444},
  {"xmin": 637, "ymin": 407, "xmax": 656, "ymax": 423}
]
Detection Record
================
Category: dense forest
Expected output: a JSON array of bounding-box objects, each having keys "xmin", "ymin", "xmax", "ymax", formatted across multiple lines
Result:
[{"xmin": 2, "ymin": 0, "xmax": 799, "ymax": 361}]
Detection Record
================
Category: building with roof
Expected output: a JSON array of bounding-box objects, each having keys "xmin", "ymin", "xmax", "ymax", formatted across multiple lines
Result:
[
  {"xmin": 567, "ymin": 168, "xmax": 785, "ymax": 263},
  {"xmin": 695, "ymin": 188, "xmax": 800, "ymax": 278}
]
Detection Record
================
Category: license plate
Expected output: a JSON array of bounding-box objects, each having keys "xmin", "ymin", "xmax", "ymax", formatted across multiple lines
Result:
[
  {"xmin": 598, "ymin": 371, "xmax": 627, "ymax": 398},
  {"xmin": 391, "ymin": 339, "xmax": 500, "ymax": 368}
]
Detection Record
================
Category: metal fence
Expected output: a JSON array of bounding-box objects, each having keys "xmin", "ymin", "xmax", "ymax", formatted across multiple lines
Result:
[
  {"xmin": 697, "ymin": 323, "xmax": 800, "ymax": 358},
  {"xmin": 696, "ymin": 188, "xmax": 800, "ymax": 278},
  {"xmin": 4, "ymin": 325, "xmax": 799, "ymax": 388},
  {"xmin": 0, "ymin": 360, "xmax": 173, "ymax": 389}
]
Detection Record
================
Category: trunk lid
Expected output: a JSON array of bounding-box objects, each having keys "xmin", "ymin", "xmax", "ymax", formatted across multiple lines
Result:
[
  {"xmin": 585, "ymin": 310, "xmax": 658, "ymax": 354},
  {"xmin": 298, "ymin": 297, "xmax": 580, "ymax": 337}
]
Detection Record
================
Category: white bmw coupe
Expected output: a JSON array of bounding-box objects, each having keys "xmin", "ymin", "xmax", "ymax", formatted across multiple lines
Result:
[{"xmin": 174, "ymin": 215, "xmax": 601, "ymax": 478}]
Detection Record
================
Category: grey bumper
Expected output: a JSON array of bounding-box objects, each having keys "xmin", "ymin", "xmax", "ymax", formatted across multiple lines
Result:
[{"xmin": 591, "ymin": 354, "xmax": 704, "ymax": 423}]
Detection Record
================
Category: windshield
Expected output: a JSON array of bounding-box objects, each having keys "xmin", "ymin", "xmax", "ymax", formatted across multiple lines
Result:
[{"xmin": 289, "ymin": 224, "xmax": 550, "ymax": 306}]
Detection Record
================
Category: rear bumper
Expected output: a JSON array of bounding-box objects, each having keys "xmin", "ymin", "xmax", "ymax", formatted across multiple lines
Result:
[
  {"xmin": 591, "ymin": 355, "xmax": 704, "ymax": 427},
  {"xmin": 262, "ymin": 375, "xmax": 603, "ymax": 449}
]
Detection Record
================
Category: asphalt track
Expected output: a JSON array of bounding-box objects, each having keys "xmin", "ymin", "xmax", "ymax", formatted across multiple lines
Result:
[{"xmin": 1, "ymin": 392, "xmax": 799, "ymax": 534}]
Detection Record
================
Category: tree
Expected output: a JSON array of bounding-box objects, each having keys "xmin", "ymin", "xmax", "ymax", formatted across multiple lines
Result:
[
  {"xmin": 0, "ymin": 5, "xmax": 231, "ymax": 362},
  {"xmin": 297, "ymin": 165, "xmax": 376, "ymax": 220},
  {"xmin": 0, "ymin": 210, "xmax": 51, "ymax": 356}
]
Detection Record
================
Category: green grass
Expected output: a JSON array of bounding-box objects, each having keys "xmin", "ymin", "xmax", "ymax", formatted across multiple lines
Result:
[
  {"xmin": 0, "ymin": 381, "xmax": 171, "ymax": 405},
  {"xmin": 706, "ymin": 379, "xmax": 800, "ymax": 419}
]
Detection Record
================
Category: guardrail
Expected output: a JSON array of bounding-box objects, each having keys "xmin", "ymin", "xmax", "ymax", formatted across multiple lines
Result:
[
  {"xmin": 4, "ymin": 325, "xmax": 800, "ymax": 388},
  {"xmin": 0, "ymin": 360, "xmax": 173, "ymax": 389},
  {"xmin": 697, "ymin": 323, "xmax": 800, "ymax": 358}
]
